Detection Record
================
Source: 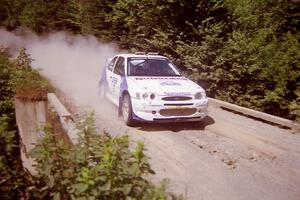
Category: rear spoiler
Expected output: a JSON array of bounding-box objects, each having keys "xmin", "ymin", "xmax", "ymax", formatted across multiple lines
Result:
[{"xmin": 147, "ymin": 52, "xmax": 159, "ymax": 56}]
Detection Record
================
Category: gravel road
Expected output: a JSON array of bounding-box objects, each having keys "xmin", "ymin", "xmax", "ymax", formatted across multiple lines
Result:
[{"xmin": 94, "ymin": 102, "xmax": 300, "ymax": 200}]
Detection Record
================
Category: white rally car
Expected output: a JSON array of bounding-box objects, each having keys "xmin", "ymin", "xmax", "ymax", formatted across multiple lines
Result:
[{"xmin": 99, "ymin": 52, "xmax": 208, "ymax": 126}]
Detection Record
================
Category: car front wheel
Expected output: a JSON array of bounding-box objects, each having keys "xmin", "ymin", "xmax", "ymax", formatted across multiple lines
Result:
[{"xmin": 122, "ymin": 94, "xmax": 135, "ymax": 126}]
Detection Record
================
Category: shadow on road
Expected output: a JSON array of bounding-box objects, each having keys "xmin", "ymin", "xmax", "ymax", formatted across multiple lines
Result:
[{"xmin": 135, "ymin": 116, "xmax": 215, "ymax": 132}]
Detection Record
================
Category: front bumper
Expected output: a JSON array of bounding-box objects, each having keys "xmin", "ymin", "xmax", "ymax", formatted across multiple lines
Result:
[{"xmin": 130, "ymin": 97, "xmax": 208, "ymax": 122}]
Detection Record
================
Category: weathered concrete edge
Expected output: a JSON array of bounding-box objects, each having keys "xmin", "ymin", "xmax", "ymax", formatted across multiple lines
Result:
[
  {"xmin": 47, "ymin": 93, "xmax": 71, "ymax": 117},
  {"xmin": 208, "ymin": 97, "xmax": 300, "ymax": 133},
  {"xmin": 47, "ymin": 93, "xmax": 79, "ymax": 144}
]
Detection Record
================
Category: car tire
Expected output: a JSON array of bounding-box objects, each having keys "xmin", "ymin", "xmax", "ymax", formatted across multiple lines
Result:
[{"xmin": 122, "ymin": 94, "xmax": 135, "ymax": 126}]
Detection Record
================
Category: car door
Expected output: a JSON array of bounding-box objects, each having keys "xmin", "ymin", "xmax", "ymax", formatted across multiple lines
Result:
[
  {"xmin": 112, "ymin": 56, "xmax": 125, "ymax": 104},
  {"xmin": 106, "ymin": 56, "xmax": 118, "ymax": 98}
]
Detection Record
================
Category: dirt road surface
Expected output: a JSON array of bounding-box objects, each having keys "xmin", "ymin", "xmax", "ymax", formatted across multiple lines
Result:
[
  {"xmin": 31, "ymin": 52, "xmax": 300, "ymax": 200},
  {"xmin": 89, "ymin": 102, "xmax": 300, "ymax": 200}
]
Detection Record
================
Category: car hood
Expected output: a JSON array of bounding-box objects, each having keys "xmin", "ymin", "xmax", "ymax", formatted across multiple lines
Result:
[{"xmin": 127, "ymin": 76, "xmax": 204, "ymax": 95}]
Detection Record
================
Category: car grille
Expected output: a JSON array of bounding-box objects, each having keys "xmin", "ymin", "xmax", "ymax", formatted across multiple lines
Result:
[
  {"xmin": 162, "ymin": 96, "xmax": 192, "ymax": 101},
  {"xmin": 159, "ymin": 108, "xmax": 197, "ymax": 117},
  {"xmin": 164, "ymin": 103, "xmax": 193, "ymax": 106}
]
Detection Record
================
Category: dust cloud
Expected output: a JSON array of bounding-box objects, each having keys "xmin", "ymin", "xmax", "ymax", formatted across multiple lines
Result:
[{"xmin": 0, "ymin": 28, "xmax": 120, "ymax": 111}]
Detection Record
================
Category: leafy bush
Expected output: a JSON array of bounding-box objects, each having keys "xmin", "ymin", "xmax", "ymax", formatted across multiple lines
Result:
[
  {"xmin": 0, "ymin": 47, "xmax": 54, "ymax": 199},
  {"xmin": 0, "ymin": 116, "xmax": 32, "ymax": 200},
  {"xmin": 13, "ymin": 48, "xmax": 54, "ymax": 100},
  {"xmin": 28, "ymin": 113, "xmax": 178, "ymax": 200},
  {"xmin": 0, "ymin": 48, "xmax": 32, "ymax": 200}
]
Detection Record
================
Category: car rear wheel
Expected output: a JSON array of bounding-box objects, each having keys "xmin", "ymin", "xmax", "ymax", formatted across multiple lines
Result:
[{"xmin": 122, "ymin": 94, "xmax": 135, "ymax": 126}]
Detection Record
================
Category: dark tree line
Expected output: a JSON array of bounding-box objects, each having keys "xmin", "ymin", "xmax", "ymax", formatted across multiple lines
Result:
[{"xmin": 0, "ymin": 0, "xmax": 299, "ymax": 121}]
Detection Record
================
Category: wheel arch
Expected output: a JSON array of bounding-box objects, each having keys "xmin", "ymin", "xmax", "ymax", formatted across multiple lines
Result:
[{"xmin": 118, "ymin": 90, "xmax": 130, "ymax": 116}]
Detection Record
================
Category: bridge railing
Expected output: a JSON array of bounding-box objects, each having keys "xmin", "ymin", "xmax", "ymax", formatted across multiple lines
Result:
[{"xmin": 209, "ymin": 97, "xmax": 300, "ymax": 133}]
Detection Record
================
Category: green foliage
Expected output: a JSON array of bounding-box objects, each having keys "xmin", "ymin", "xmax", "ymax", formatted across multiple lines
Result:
[
  {"xmin": 0, "ymin": 47, "xmax": 56, "ymax": 199},
  {"xmin": 0, "ymin": 117, "xmax": 30, "ymax": 200},
  {"xmin": 13, "ymin": 48, "xmax": 54, "ymax": 100},
  {"xmin": 0, "ymin": 51, "xmax": 15, "ymax": 126},
  {"xmin": 61, "ymin": 0, "xmax": 94, "ymax": 34},
  {"xmin": 0, "ymin": 48, "xmax": 32, "ymax": 200},
  {"xmin": 0, "ymin": 0, "xmax": 24, "ymax": 29},
  {"xmin": 207, "ymin": 0, "xmax": 300, "ymax": 120},
  {"xmin": 0, "ymin": 47, "xmax": 53, "ymax": 101},
  {"xmin": 57, "ymin": 0, "xmax": 116, "ymax": 38},
  {"xmin": 29, "ymin": 113, "xmax": 177, "ymax": 200}
]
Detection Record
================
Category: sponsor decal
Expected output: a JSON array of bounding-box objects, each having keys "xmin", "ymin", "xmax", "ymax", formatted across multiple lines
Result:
[
  {"xmin": 135, "ymin": 77, "xmax": 187, "ymax": 80},
  {"xmin": 160, "ymin": 81, "xmax": 181, "ymax": 86},
  {"xmin": 164, "ymin": 92, "xmax": 192, "ymax": 96}
]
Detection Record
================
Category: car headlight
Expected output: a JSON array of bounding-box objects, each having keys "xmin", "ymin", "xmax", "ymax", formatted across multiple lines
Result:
[
  {"xmin": 137, "ymin": 92, "xmax": 156, "ymax": 100},
  {"xmin": 195, "ymin": 92, "xmax": 206, "ymax": 99},
  {"xmin": 142, "ymin": 93, "xmax": 148, "ymax": 99}
]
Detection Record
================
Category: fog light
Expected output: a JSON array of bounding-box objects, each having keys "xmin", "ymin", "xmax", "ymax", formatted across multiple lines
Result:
[
  {"xmin": 142, "ymin": 93, "xmax": 148, "ymax": 99},
  {"xmin": 195, "ymin": 92, "xmax": 202, "ymax": 99}
]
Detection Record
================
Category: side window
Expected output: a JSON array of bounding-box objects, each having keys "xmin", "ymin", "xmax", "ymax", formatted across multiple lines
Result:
[
  {"xmin": 107, "ymin": 57, "xmax": 117, "ymax": 71},
  {"xmin": 113, "ymin": 57, "xmax": 125, "ymax": 76}
]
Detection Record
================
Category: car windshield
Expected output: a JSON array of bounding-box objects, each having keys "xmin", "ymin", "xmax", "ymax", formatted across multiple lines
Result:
[{"xmin": 127, "ymin": 58, "xmax": 181, "ymax": 76}]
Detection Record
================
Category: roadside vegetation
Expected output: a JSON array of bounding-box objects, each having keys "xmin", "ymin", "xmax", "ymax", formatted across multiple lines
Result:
[
  {"xmin": 1, "ymin": 0, "xmax": 299, "ymax": 121},
  {"xmin": 0, "ymin": 46, "xmax": 29, "ymax": 200},
  {"xmin": 29, "ymin": 113, "xmax": 176, "ymax": 200},
  {"xmin": 0, "ymin": 46, "xmax": 52, "ymax": 199}
]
